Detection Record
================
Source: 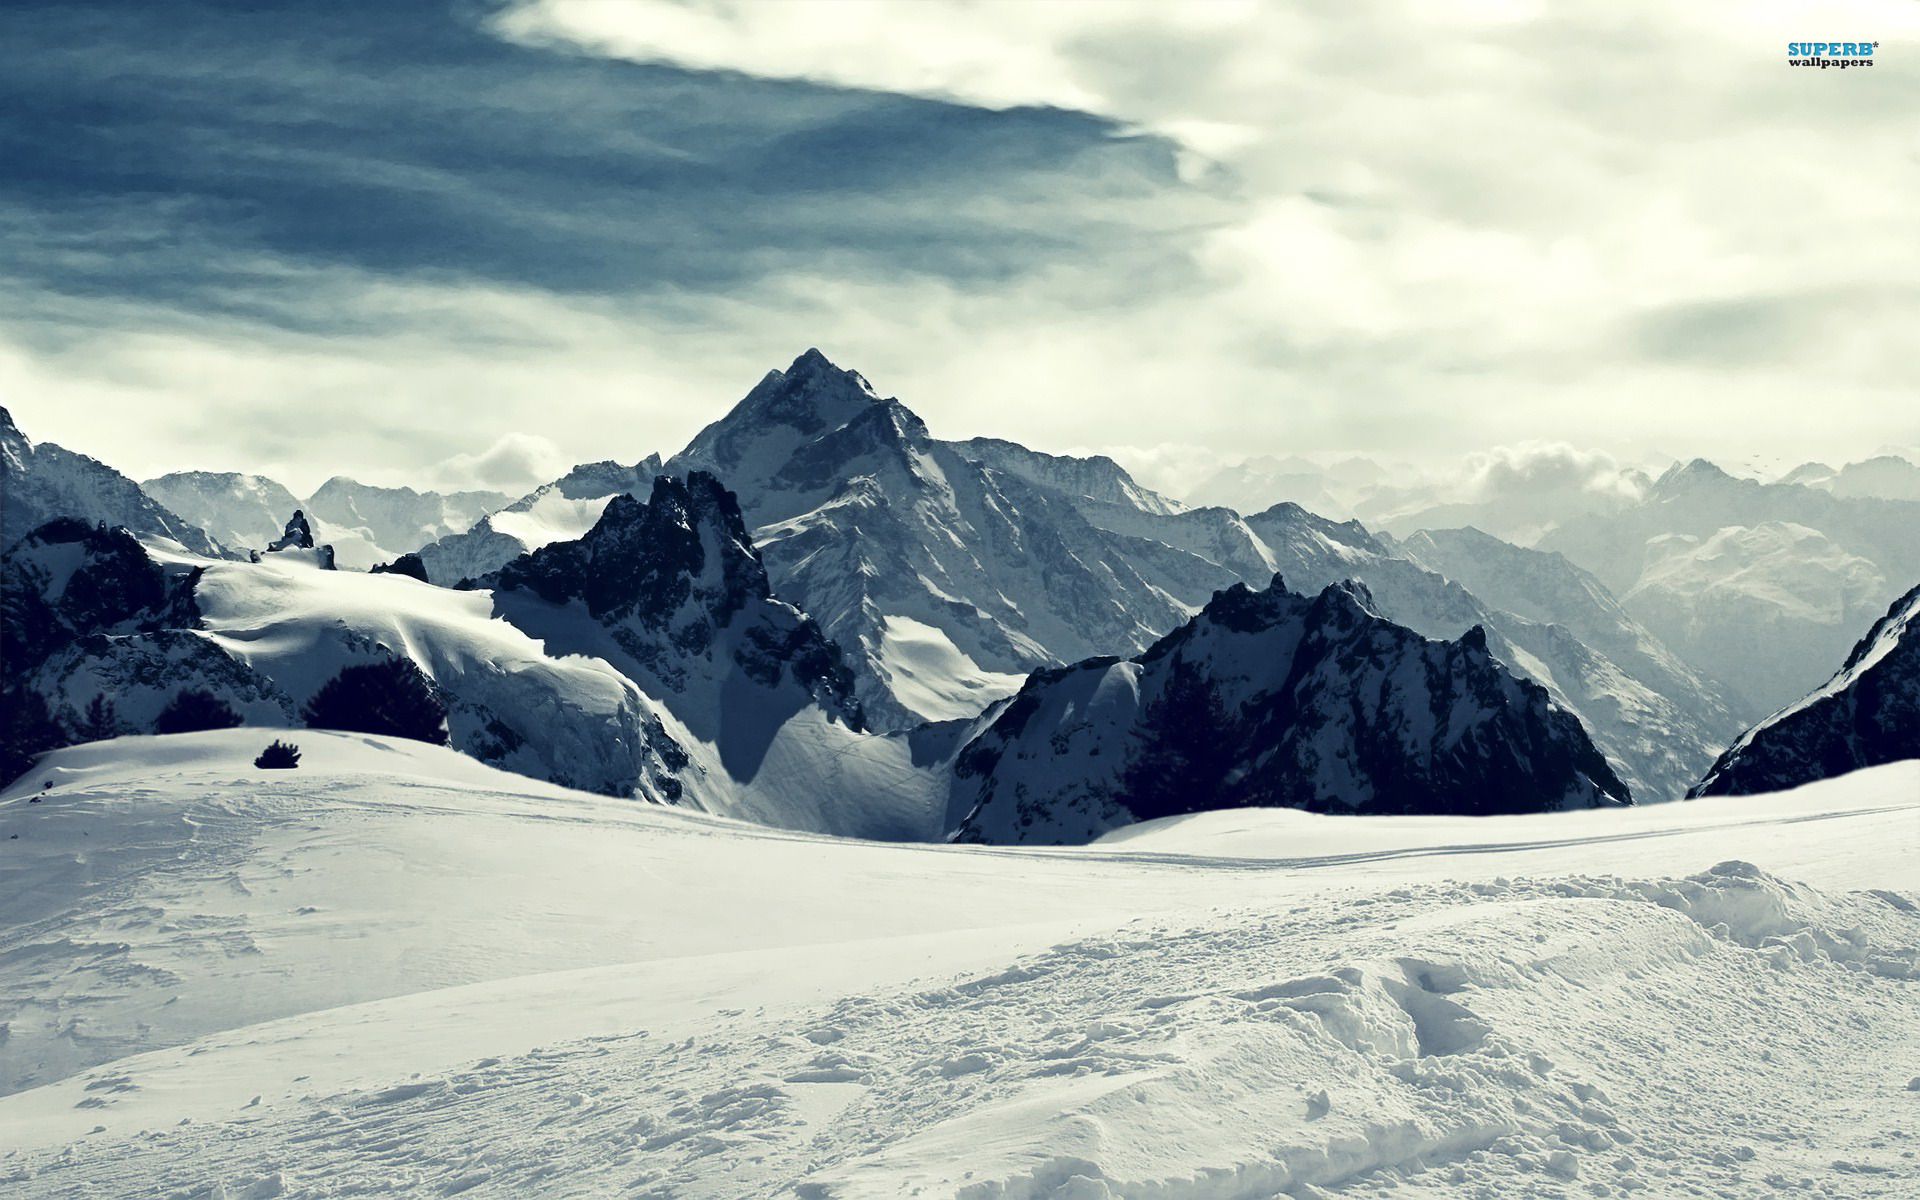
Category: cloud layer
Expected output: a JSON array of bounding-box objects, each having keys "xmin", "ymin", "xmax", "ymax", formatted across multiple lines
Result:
[{"xmin": 2, "ymin": 0, "xmax": 1916, "ymax": 489}]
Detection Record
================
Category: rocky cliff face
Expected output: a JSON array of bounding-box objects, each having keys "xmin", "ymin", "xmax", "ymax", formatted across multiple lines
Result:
[
  {"xmin": 487, "ymin": 472, "xmax": 862, "ymax": 730},
  {"xmin": 952, "ymin": 576, "xmax": 1630, "ymax": 845},
  {"xmin": 1692, "ymin": 582, "xmax": 1920, "ymax": 797},
  {"xmin": 1, "ymin": 519, "xmax": 291, "ymax": 752}
]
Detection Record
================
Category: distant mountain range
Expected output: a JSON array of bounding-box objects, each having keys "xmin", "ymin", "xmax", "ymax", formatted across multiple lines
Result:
[
  {"xmin": 144, "ymin": 471, "xmax": 508, "ymax": 570},
  {"xmin": 403, "ymin": 351, "xmax": 1741, "ymax": 798},
  {"xmin": 1540, "ymin": 459, "xmax": 1920, "ymax": 715},
  {"xmin": 6, "ymin": 354, "xmax": 1917, "ymax": 836}
]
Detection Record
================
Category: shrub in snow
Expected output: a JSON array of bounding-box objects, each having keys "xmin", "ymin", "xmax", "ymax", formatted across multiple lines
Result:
[
  {"xmin": 302, "ymin": 658, "xmax": 449, "ymax": 745},
  {"xmin": 154, "ymin": 688, "xmax": 243, "ymax": 735},
  {"xmin": 254, "ymin": 740, "xmax": 301, "ymax": 770}
]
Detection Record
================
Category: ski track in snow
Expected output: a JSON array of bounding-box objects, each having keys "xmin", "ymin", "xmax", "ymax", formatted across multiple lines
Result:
[
  {"xmin": 6, "ymin": 871, "xmax": 1918, "ymax": 1198},
  {"xmin": 1, "ymin": 737, "xmax": 1918, "ymax": 1197}
]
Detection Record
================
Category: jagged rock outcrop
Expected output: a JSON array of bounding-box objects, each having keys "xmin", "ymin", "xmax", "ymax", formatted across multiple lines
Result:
[
  {"xmin": 370, "ymin": 553, "xmax": 430, "ymax": 582},
  {"xmin": 487, "ymin": 472, "xmax": 862, "ymax": 729},
  {"xmin": 0, "ymin": 520, "xmax": 290, "ymax": 767},
  {"xmin": 268, "ymin": 510, "xmax": 315, "ymax": 551},
  {"xmin": 1691, "ymin": 583, "xmax": 1920, "ymax": 797},
  {"xmin": 253, "ymin": 510, "xmax": 335, "ymax": 569},
  {"xmin": 951, "ymin": 576, "xmax": 1630, "ymax": 845},
  {"xmin": 477, "ymin": 473, "xmax": 941, "ymax": 836}
]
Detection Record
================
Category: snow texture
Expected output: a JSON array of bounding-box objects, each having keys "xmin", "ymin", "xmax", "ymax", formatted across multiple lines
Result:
[{"xmin": 0, "ymin": 735, "xmax": 1915, "ymax": 1198}]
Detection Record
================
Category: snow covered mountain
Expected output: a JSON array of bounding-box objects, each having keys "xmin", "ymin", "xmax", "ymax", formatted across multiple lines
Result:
[
  {"xmin": 1622, "ymin": 522, "xmax": 1890, "ymax": 714},
  {"xmin": 0, "ymin": 520, "xmax": 289, "ymax": 754},
  {"xmin": 1395, "ymin": 527, "xmax": 1747, "ymax": 725},
  {"xmin": 141, "ymin": 471, "xmax": 304, "ymax": 549},
  {"xmin": 146, "ymin": 470, "xmax": 509, "ymax": 570},
  {"xmin": 1692, "ymin": 581, "xmax": 1920, "ymax": 797},
  {"xmin": 951, "ymin": 575, "xmax": 1629, "ymax": 845},
  {"xmin": 665, "ymin": 349, "xmax": 1200, "ymax": 727},
  {"xmin": 1541, "ymin": 459, "xmax": 1920, "ymax": 713},
  {"xmin": 469, "ymin": 472, "xmax": 940, "ymax": 833},
  {"xmin": 302, "ymin": 477, "xmax": 507, "ymax": 566},
  {"xmin": 1, "ymin": 407, "xmax": 223, "ymax": 556},
  {"xmin": 415, "ymin": 456, "xmax": 661, "ymax": 585},
  {"xmin": 1776, "ymin": 453, "xmax": 1920, "ymax": 502}
]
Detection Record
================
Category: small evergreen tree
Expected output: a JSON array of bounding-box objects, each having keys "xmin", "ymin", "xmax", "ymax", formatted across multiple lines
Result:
[
  {"xmin": 78, "ymin": 694, "xmax": 120, "ymax": 742},
  {"xmin": 254, "ymin": 740, "xmax": 301, "ymax": 770},
  {"xmin": 154, "ymin": 688, "xmax": 243, "ymax": 735},
  {"xmin": 302, "ymin": 658, "xmax": 448, "ymax": 745}
]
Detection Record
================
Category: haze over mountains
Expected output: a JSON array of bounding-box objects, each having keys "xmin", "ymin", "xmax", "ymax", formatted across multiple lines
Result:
[{"xmin": 4, "ymin": 351, "xmax": 1917, "ymax": 839}]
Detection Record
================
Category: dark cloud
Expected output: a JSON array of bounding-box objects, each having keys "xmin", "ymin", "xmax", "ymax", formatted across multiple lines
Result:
[{"xmin": 0, "ymin": 0, "xmax": 1198, "ymax": 333}]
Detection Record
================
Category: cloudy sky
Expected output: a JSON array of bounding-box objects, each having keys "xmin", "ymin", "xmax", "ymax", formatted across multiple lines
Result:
[{"xmin": 3, "ymin": 0, "xmax": 1916, "ymax": 496}]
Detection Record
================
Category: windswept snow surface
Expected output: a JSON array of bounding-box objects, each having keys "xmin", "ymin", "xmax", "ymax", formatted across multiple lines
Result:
[
  {"xmin": 874, "ymin": 615, "xmax": 1026, "ymax": 722},
  {"xmin": 2, "ymin": 734, "xmax": 1917, "ymax": 1197}
]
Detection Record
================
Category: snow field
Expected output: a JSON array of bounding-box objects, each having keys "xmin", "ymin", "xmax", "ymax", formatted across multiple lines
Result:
[{"xmin": 1, "ymin": 735, "xmax": 1916, "ymax": 1197}]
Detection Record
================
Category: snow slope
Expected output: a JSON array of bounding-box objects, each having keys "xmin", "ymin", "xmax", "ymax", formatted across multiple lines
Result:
[{"xmin": 2, "ymin": 735, "xmax": 1915, "ymax": 1197}]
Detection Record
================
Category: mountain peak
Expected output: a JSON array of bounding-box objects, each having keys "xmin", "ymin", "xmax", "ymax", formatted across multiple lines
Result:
[
  {"xmin": 779, "ymin": 347, "xmax": 875, "ymax": 396},
  {"xmin": 1652, "ymin": 457, "xmax": 1738, "ymax": 495},
  {"xmin": 496, "ymin": 470, "xmax": 767, "ymax": 625},
  {"xmin": 673, "ymin": 351, "xmax": 884, "ymax": 483}
]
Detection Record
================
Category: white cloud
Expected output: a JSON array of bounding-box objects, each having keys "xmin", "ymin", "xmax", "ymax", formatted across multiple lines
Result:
[
  {"xmin": 425, "ymin": 433, "xmax": 571, "ymax": 495},
  {"xmin": 1459, "ymin": 442, "xmax": 1649, "ymax": 507},
  {"xmin": 493, "ymin": 0, "xmax": 1920, "ymax": 467},
  {"xmin": 9, "ymin": 0, "xmax": 1920, "ymax": 489}
]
